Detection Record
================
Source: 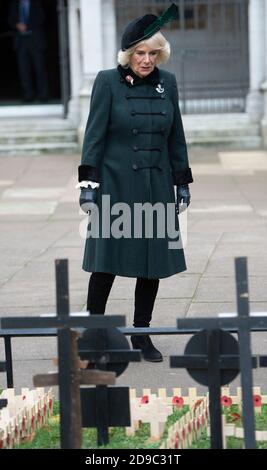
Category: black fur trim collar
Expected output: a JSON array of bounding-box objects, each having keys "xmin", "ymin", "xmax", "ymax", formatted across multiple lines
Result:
[{"xmin": 118, "ymin": 65, "xmax": 160, "ymax": 87}]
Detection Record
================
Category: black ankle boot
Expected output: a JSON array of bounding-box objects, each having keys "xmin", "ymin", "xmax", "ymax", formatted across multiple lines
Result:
[{"xmin": 130, "ymin": 335, "xmax": 163, "ymax": 362}]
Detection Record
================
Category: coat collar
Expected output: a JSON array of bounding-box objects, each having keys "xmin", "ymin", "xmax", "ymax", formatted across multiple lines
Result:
[{"xmin": 118, "ymin": 64, "xmax": 161, "ymax": 87}]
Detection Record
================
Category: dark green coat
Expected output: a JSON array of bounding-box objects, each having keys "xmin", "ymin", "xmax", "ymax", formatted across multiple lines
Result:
[{"xmin": 79, "ymin": 66, "xmax": 193, "ymax": 279}]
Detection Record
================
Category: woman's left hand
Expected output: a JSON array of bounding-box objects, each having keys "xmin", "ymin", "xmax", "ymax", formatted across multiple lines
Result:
[{"xmin": 176, "ymin": 185, "xmax": 191, "ymax": 213}]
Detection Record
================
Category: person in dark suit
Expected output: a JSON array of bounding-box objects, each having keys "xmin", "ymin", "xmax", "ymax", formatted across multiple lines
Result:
[{"xmin": 8, "ymin": 0, "xmax": 48, "ymax": 102}]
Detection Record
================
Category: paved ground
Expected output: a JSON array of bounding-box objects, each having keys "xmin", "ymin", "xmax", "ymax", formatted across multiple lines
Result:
[{"xmin": 0, "ymin": 146, "xmax": 267, "ymax": 395}]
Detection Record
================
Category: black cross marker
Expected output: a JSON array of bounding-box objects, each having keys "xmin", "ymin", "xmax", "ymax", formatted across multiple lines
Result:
[
  {"xmin": 78, "ymin": 326, "xmax": 141, "ymax": 446},
  {"xmin": 170, "ymin": 328, "xmax": 245, "ymax": 448},
  {"xmin": 171, "ymin": 257, "xmax": 267, "ymax": 449},
  {"xmin": 1, "ymin": 259, "xmax": 125, "ymax": 449},
  {"xmin": 0, "ymin": 399, "xmax": 7, "ymax": 410}
]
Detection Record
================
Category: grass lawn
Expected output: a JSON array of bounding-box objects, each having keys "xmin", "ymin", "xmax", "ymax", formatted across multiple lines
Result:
[
  {"xmin": 15, "ymin": 402, "xmax": 188, "ymax": 449},
  {"xmin": 9, "ymin": 402, "xmax": 267, "ymax": 449}
]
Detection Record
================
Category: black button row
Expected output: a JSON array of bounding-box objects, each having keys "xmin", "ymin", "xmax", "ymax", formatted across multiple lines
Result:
[
  {"xmin": 132, "ymin": 128, "xmax": 165, "ymax": 134},
  {"xmin": 125, "ymin": 95, "xmax": 165, "ymax": 99},
  {"xmin": 132, "ymin": 146, "xmax": 162, "ymax": 152},
  {"xmin": 131, "ymin": 110, "xmax": 167, "ymax": 116}
]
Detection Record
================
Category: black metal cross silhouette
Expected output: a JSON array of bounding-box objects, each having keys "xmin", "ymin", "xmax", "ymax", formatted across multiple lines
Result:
[
  {"xmin": 78, "ymin": 325, "xmax": 141, "ymax": 446},
  {"xmin": 0, "ymin": 259, "xmax": 126, "ymax": 449},
  {"xmin": 171, "ymin": 257, "xmax": 267, "ymax": 449},
  {"xmin": 0, "ymin": 399, "xmax": 7, "ymax": 410},
  {"xmin": 0, "ymin": 360, "xmax": 8, "ymax": 410}
]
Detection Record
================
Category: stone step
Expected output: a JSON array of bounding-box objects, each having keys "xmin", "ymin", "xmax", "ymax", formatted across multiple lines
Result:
[
  {"xmin": 183, "ymin": 113, "xmax": 261, "ymax": 148},
  {"xmin": 1, "ymin": 119, "xmax": 76, "ymax": 131},
  {"xmin": 0, "ymin": 130, "xmax": 77, "ymax": 145},
  {"xmin": 0, "ymin": 113, "xmax": 262, "ymax": 153},
  {"xmin": 0, "ymin": 141, "xmax": 79, "ymax": 155},
  {"xmin": 183, "ymin": 113, "xmax": 259, "ymax": 128},
  {"xmin": 186, "ymin": 134, "xmax": 261, "ymax": 148},
  {"xmin": 0, "ymin": 116, "xmax": 78, "ymax": 154}
]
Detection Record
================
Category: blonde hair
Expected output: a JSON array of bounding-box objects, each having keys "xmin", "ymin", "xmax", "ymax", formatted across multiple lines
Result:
[{"xmin": 117, "ymin": 31, "xmax": 171, "ymax": 67}]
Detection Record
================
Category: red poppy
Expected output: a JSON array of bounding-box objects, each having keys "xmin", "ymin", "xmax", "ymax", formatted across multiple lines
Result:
[
  {"xmin": 126, "ymin": 75, "xmax": 134, "ymax": 85},
  {"xmin": 172, "ymin": 396, "xmax": 184, "ymax": 408},
  {"xmin": 230, "ymin": 412, "xmax": 241, "ymax": 422},
  {"xmin": 141, "ymin": 395, "xmax": 149, "ymax": 404},
  {"xmin": 220, "ymin": 395, "xmax": 233, "ymax": 407},
  {"xmin": 175, "ymin": 432, "xmax": 180, "ymax": 449},
  {"xmin": 253, "ymin": 395, "xmax": 262, "ymax": 407},
  {"xmin": 22, "ymin": 417, "xmax": 26, "ymax": 431},
  {"xmin": 31, "ymin": 415, "xmax": 35, "ymax": 429},
  {"xmin": 193, "ymin": 399, "xmax": 203, "ymax": 411}
]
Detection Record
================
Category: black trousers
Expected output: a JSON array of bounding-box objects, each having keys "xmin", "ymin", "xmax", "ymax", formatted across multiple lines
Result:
[
  {"xmin": 16, "ymin": 35, "xmax": 48, "ymax": 100},
  {"xmin": 87, "ymin": 272, "xmax": 159, "ymax": 327}
]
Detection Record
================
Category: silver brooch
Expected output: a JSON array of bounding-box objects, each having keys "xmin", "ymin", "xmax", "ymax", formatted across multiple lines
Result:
[{"xmin": 155, "ymin": 83, "xmax": 164, "ymax": 93}]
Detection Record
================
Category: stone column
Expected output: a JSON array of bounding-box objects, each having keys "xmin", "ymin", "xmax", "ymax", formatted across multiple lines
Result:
[
  {"xmin": 102, "ymin": 0, "xmax": 117, "ymax": 69},
  {"xmin": 246, "ymin": 0, "xmax": 265, "ymax": 123},
  {"xmin": 78, "ymin": 0, "xmax": 104, "ymax": 146},
  {"xmin": 260, "ymin": 0, "xmax": 267, "ymax": 147},
  {"xmin": 67, "ymin": 0, "xmax": 82, "ymax": 126}
]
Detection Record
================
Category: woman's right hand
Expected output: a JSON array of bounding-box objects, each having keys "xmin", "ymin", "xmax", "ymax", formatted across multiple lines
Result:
[{"xmin": 79, "ymin": 185, "xmax": 99, "ymax": 214}]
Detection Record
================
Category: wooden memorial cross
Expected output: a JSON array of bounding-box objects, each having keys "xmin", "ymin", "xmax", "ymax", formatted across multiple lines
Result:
[
  {"xmin": 78, "ymin": 326, "xmax": 141, "ymax": 446},
  {"xmin": 33, "ymin": 329, "xmax": 116, "ymax": 448},
  {"xmin": 0, "ymin": 259, "xmax": 125, "ymax": 449},
  {"xmin": 171, "ymin": 257, "xmax": 267, "ymax": 449}
]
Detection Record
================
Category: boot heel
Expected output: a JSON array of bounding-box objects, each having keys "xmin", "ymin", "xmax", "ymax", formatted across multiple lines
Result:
[{"xmin": 130, "ymin": 335, "xmax": 163, "ymax": 362}]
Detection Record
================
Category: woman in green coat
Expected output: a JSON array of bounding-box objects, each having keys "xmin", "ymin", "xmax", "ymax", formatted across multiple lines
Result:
[{"xmin": 77, "ymin": 4, "xmax": 193, "ymax": 362}]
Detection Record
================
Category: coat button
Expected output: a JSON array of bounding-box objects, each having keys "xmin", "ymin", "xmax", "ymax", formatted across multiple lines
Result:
[
  {"xmin": 132, "ymin": 146, "xmax": 139, "ymax": 151},
  {"xmin": 132, "ymin": 164, "xmax": 138, "ymax": 170},
  {"xmin": 160, "ymin": 95, "xmax": 165, "ymax": 99},
  {"xmin": 131, "ymin": 111, "xmax": 136, "ymax": 116},
  {"xmin": 161, "ymin": 111, "xmax": 167, "ymax": 115},
  {"xmin": 132, "ymin": 128, "xmax": 138, "ymax": 135}
]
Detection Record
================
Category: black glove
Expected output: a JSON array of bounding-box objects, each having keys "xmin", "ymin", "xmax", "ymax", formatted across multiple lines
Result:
[
  {"xmin": 79, "ymin": 185, "xmax": 99, "ymax": 214},
  {"xmin": 176, "ymin": 184, "xmax": 191, "ymax": 214}
]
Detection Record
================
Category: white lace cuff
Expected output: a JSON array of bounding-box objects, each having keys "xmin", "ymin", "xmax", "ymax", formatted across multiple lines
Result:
[{"xmin": 75, "ymin": 181, "xmax": 100, "ymax": 189}]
